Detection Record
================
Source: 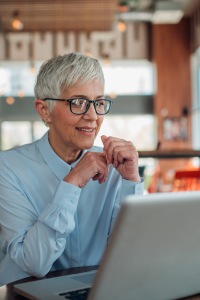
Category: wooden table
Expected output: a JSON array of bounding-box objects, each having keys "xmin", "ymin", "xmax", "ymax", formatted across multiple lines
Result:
[
  {"xmin": 138, "ymin": 150, "xmax": 200, "ymax": 159},
  {"xmin": 0, "ymin": 265, "xmax": 200, "ymax": 300}
]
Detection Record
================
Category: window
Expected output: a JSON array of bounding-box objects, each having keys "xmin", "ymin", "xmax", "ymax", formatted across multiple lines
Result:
[
  {"xmin": 0, "ymin": 121, "xmax": 48, "ymax": 151},
  {"xmin": 94, "ymin": 115, "xmax": 156, "ymax": 150},
  {"xmin": 0, "ymin": 60, "xmax": 154, "ymax": 97},
  {"xmin": 33, "ymin": 121, "xmax": 48, "ymax": 141},
  {"xmin": 0, "ymin": 61, "xmax": 40, "ymax": 97},
  {"xmin": 191, "ymin": 47, "xmax": 200, "ymax": 149},
  {"xmin": 1, "ymin": 121, "xmax": 32, "ymax": 150},
  {"xmin": 102, "ymin": 60, "xmax": 154, "ymax": 96}
]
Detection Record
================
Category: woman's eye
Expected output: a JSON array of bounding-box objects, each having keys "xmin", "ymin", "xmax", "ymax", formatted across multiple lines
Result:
[
  {"xmin": 72, "ymin": 99, "xmax": 85, "ymax": 106},
  {"xmin": 96, "ymin": 101, "xmax": 105, "ymax": 106}
]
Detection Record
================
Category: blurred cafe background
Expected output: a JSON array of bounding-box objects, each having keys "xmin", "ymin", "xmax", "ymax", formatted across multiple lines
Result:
[{"xmin": 0, "ymin": 0, "xmax": 200, "ymax": 196}]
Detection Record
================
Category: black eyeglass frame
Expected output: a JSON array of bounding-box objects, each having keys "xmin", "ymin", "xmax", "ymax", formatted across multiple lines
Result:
[{"xmin": 43, "ymin": 98, "xmax": 113, "ymax": 115}]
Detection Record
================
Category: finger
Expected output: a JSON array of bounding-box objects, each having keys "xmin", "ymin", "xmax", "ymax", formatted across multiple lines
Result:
[
  {"xmin": 93, "ymin": 167, "xmax": 106, "ymax": 181},
  {"xmin": 107, "ymin": 141, "xmax": 133, "ymax": 165},
  {"xmin": 92, "ymin": 158, "xmax": 108, "ymax": 183},
  {"xmin": 99, "ymin": 160, "xmax": 109, "ymax": 183},
  {"xmin": 112, "ymin": 158, "xmax": 119, "ymax": 169},
  {"xmin": 113, "ymin": 146, "xmax": 126, "ymax": 168},
  {"xmin": 101, "ymin": 135, "xmax": 108, "ymax": 146},
  {"xmin": 117, "ymin": 149, "xmax": 138, "ymax": 166},
  {"xmin": 89, "ymin": 152, "xmax": 107, "ymax": 165},
  {"xmin": 98, "ymin": 156, "xmax": 109, "ymax": 183},
  {"xmin": 113, "ymin": 145, "xmax": 134, "ymax": 167},
  {"xmin": 93, "ymin": 173, "xmax": 103, "ymax": 181},
  {"xmin": 106, "ymin": 141, "xmax": 126, "ymax": 164},
  {"xmin": 68, "ymin": 151, "xmax": 108, "ymax": 187},
  {"xmin": 103, "ymin": 136, "xmax": 123, "ymax": 154},
  {"xmin": 89, "ymin": 152, "xmax": 107, "ymax": 160},
  {"xmin": 84, "ymin": 152, "xmax": 106, "ymax": 172}
]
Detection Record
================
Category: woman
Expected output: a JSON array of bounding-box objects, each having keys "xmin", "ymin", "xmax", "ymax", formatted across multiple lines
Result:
[{"xmin": 0, "ymin": 53, "xmax": 144, "ymax": 286}]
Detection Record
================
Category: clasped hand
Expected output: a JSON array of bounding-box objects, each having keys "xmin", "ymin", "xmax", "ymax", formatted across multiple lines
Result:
[{"xmin": 64, "ymin": 136, "xmax": 140, "ymax": 188}]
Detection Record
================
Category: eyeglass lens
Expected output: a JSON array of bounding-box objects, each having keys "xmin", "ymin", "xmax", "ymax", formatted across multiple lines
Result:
[{"xmin": 70, "ymin": 99, "xmax": 110, "ymax": 115}]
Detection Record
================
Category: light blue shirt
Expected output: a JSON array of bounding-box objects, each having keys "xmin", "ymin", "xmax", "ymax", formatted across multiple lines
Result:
[{"xmin": 0, "ymin": 132, "xmax": 144, "ymax": 286}]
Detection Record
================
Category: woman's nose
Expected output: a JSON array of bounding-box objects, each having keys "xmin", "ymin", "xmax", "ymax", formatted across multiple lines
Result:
[{"xmin": 83, "ymin": 102, "xmax": 98, "ymax": 120}]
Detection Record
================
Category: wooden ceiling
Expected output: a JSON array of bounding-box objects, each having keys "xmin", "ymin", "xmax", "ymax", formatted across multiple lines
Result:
[{"xmin": 0, "ymin": 0, "xmax": 118, "ymax": 32}]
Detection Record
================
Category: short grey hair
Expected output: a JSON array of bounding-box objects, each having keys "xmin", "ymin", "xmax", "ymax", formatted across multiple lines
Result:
[{"xmin": 34, "ymin": 53, "xmax": 105, "ymax": 125}]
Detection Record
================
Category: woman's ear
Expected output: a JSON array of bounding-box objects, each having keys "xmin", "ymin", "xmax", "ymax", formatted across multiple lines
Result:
[{"xmin": 35, "ymin": 100, "xmax": 52, "ymax": 123}]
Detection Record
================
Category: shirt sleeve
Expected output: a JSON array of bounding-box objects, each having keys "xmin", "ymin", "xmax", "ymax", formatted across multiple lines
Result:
[
  {"xmin": 0, "ymin": 175, "xmax": 81, "ymax": 278},
  {"xmin": 108, "ymin": 178, "xmax": 144, "ymax": 236}
]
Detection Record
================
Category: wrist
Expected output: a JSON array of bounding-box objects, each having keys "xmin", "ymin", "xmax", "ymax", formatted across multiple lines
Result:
[
  {"xmin": 64, "ymin": 174, "xmax": 80, "ymax": 187},
  {"xmin": 123, "ymin": 175, "xmax": 141, "ymax": 183}
]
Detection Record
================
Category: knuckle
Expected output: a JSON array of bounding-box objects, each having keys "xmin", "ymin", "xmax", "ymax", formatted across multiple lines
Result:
[
  {"xmin": 86, "ymin": 151, "xmax": 92, "ymax": 157},
  {"xmin": 113, "ymin": 141, "xmax": 119, "ymax": 148},
  {"xmin": 90, "ymin": 156, "xmax": 97, "ymax": 164},
  {"xmin": 118, "ymin": 150, "xmax": 123, "ymax": 157},
  {"xmin": 108, "ymin": 136, "xmax": 114, "ymax": 141},
  {"xmin": 131, "ymin": 146, "xmax": 136, "ymax": 153},
  {"xmin": 107, "ymin": 137, "xmax": 115, "ymax": 145},
  {"xmin": 113, "ymin": 146, "xmax": 118, "ymax": 155}
]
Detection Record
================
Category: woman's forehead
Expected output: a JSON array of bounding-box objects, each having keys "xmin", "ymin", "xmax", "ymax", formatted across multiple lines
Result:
[{"xmin": 61, "ymin": 80, "xmax": 104, "ymax": 98}]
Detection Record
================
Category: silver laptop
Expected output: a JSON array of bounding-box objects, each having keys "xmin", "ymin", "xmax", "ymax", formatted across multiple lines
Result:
[{"xmin": 14, "ymin": 191, "xmax": 200, "ymax": 300}]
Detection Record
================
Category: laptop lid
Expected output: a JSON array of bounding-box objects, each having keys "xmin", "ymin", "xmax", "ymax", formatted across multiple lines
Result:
[
  {"xmin": 14, "ymin": 191, "xmax": 200, "ymax": 300},
  {"xmin": 88, "ymin": 191, "xmax": 200, "ymax": 300}
]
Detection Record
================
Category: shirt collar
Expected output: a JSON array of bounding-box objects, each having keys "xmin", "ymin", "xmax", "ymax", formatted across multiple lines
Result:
[{"xmin": 38, "ymin": 131, "xmax": 87, "ymax": 180}]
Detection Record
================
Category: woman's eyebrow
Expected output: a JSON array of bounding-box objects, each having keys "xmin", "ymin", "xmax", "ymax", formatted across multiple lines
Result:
[
  {"xmin": 69, "ymin": 95, "xmax": 105, "ymax": 99},
  {"xmin": 96, "ymin": 95, "xmax": 105, "ymax": 99}
]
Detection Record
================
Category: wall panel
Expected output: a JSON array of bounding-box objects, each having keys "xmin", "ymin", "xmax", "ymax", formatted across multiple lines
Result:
[{"xmin": 152, "ymin": 18, "xmax": 192, "ymax": 150}]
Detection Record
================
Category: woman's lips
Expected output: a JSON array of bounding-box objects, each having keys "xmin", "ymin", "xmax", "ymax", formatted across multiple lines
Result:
[{"xmin": 76, "ymin": 127, "xmax": 95, "ymax": 136}]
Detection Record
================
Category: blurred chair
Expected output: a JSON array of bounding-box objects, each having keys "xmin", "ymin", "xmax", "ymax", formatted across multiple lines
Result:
[
  {"xmin": 139, "ymin": 166, "xmax": 145, "ymax": 178},
  {"xmin": 148, "ymin": 165, "xmax": 160, "ymax": 193}
]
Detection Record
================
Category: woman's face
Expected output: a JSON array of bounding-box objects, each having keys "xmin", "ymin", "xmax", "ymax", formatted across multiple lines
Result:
[{"xmin": 48, "ymin": 80, "xmax": 104, "ymax": 152}]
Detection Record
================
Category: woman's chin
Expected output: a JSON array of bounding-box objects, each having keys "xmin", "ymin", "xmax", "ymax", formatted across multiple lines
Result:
[{"xmin": 78, "ymin": 139, "xmax": 94, "ymax": 150}]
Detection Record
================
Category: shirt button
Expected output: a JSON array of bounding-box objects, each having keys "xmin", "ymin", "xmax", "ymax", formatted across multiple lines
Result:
[{"xmin": 71, "ymin": 199, "xmax": 76, "ymax": 204}]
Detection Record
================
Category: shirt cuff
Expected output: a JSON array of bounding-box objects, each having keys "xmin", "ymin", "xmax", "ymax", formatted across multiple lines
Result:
[
  {"xmin": 52, "ymin": 180, "xmax": 81, "ymax": 210},
  {"xmin": 120, "ymin": 177, "xmax": 144, "ymax": 203}
]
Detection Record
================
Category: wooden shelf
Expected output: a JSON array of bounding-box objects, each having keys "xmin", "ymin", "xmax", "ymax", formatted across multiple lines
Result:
[{"xmin": 138, "ymin": 150, "xmax": 200, "ymax": 159}]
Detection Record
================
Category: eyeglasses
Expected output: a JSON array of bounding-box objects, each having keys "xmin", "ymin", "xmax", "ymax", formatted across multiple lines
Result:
[{"xmin": 43, "ymin": 98, "xmax": 113, "ymax": 115}]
